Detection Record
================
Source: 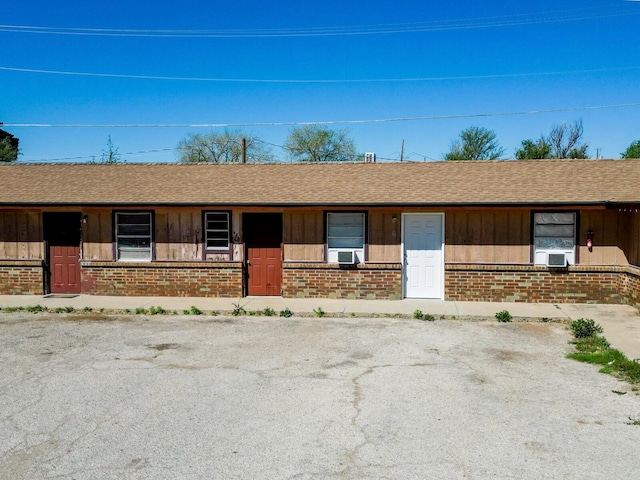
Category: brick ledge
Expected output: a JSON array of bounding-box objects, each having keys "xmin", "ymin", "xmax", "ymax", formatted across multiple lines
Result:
[
  {"xmin": 80, "ymin": 261, "xmax": 243, "ymax": 268},
  {"xmin": 445, "ymin": 263, "xmax": 638, "ymax": 273},
  {"xmin": 283, "ymin": 262, "xmax": 401, "ymax": 270},
  {"xmin": 0, "ymin": 260, "xmax": 44, "ymax": 267}
]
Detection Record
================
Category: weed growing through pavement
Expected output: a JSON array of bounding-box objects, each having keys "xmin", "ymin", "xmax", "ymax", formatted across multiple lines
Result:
[
  {"xmin": 495, "ymin": 310, "xmax": 513, "ymax": 322},
  {"xmin": 263, "ymin": 307, "xmax": 276, "ymax": 316},
  {"xmin": 231, "ymin": 302, "xmax": 246, "ymax": 316},
  {"xmin": 567, "ymin": 318, "xmax": 640, "ymax": 385},
  {"xmin": 313, "ymin": 307, "xmax": 325, "ymax": 318},
  {"xmin": 413, "ymin": 310, "xmax": 435, "ymax": 321},
  {"xmin": 279, "ymin": 307, "xmax": 293, "ymax": 318}
]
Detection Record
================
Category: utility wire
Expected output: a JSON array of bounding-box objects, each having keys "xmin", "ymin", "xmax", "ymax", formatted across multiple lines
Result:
[
  {"xmin": 0, "ymin": 7, "xmax": 636, "ymax": 38},
  {"xmin": 5, "ymin": 102, "xmax": 640, "ymax": 129},
  {"xmin": 2, "ymin": 65, "xmax": 638, "ymax": 83}
]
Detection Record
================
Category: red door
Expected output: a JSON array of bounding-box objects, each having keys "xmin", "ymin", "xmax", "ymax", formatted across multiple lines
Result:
[
  {"xmin": 44, "ymin": 212, "xmax": 82, "ymax": 294},
  {"xmin": 50, "ymin": 245, "xmax": 81, "ymax": 294},
  {"xmin": 244, "ymin": 213, "xmax": 282, "ymax": 296}
]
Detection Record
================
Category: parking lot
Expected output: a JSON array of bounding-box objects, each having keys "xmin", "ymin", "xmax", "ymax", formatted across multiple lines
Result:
[{"xmin": 1, "ymin": 314, "xmax": 639, "ymax": 479}]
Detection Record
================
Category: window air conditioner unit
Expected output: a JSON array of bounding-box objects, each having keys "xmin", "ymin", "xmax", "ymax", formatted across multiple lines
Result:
[
  {"xmin": 364, "ymin": 152, "xmax": 376, "ymax": 163},
  {"xmin": 337, "ymin": 251, "xmax": 356, "ymax": 264},
  {"xmin": 546, "ymin": 252, "xmax": 568, "ymax": 267}
]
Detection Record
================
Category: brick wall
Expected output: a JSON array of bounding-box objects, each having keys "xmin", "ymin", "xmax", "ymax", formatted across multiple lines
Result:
[
  {"xmin": 445, "ymin": 264, "xmax": 623, "ymax": 303},
  {"xmin": 619, "ymin": 266, "xmax": 640, "ymax": 311},
  {"xmin": 282, "ymin": 263, "xmax": 402, "ymax": 299},
  {"xmin": 80, "ymin": 262, "xmax": 243, "ymax": 297},
  {"xmin": 0, "ymin": 261, "xmax": 44, "ymax": 295}
]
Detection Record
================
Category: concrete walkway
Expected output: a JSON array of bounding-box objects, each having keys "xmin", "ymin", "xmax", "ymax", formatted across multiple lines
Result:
[{"xmin": 1, "ymin": 294, "xmax": 639, "ymax": 361}]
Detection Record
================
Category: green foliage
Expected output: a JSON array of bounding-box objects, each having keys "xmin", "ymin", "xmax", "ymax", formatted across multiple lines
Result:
[
  {"xmin": 149, "ymin": 306, "xmax": 169, "ymax": 315},
  {"xmin": 3, "ymin": 306, "xmax": 21, "ymax": 313},
  {"xmin": 313, "ymin": 307, "xmax": 325, "ymax": 317},
  {"xmin": 495, "ymin": 310, "xmax": 512, "ymax": 322},
  {"xmin": 134, "ymin": 307, "xmax": 148, "ymax": 315},
  {"xmin": 177, "ymin": 130, "xmax": 273, "ymax": 163},
  {"xmin": 515, "ymin": 138, "xmax": 551, "ymax": 159},
  {"xmin": 101, "ymin": 135, "xmax": 122, "ymax": 163},
  {"xmin": 0, "ymin": 129, "xmax": 20, "ymax": 162},
  {"xmin": 123, "ymin": 308, "xmax": 132, "ymax": 314},
  {"xmin": 570, "ymin": 318, "xmax": 603, "ymax": 338},
  {"xmin": 444, "ymin": 126, "xmax": 505, "ymax": 161},
  {"xmin": 64, "ymin": 306, "xmax": 75, "ymax": 313},
  {"xmin": 413, "ymin": 310, "xmax": 435, "ymax": 321},
  {"xmin": 285, "ymin": 125, "xmax": 357, "ymax": 162},
  {"xmin": 189, "ymin": 306, "xmax": 203, "ymax": 315},
  {"xmin": 26, "ymin": 305, "xmax": 46, "ymax": 313},
  {"xmin": 231, "ymin": 303, "xmax": 246, "ymax": 316},
  {"xmin": 621, "ymin": 140, "xmax": 640, "ymax": 159},
  {"xmin": 263, "ymin": 307, "xmax": 276, "ymax": 316},
  {"xmin": 279, "ymin": 307, "xmax": 293, "ymax": 318},
  {"xmin": 83, "ymin": 306, "xmax": 93, "ymax": 312}
]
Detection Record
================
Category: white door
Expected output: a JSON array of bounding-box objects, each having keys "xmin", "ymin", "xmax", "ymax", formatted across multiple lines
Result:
[{"xmin": 403, "ymin": 214, "xmax": 444, "ymax": 299}]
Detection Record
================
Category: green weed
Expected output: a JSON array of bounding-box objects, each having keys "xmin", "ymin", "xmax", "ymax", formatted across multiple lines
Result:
[
  {"xmin": 495, "ymin": 310, "xmax": 512, "ymax": 322},
  {"xmin": 313, "ymin": 307, "xmax": 325, "ymax": 318},
  {"xmin": 263, "ymin": 307, "xmax": 276, "ymax": 316},
  {"xmin": 279, "ymin": 307, "xmax": 293, "ymax": 318},
  {"xmin": 570, "ymin": 318, "xmax": 603, "ymax": 338},
  {"xmin": 190, "ymin": 306, "xmax": 203, "ymax": 315},
  {"xmin": 231, "ymin": 303, "xmax": 246, "ymax": 316}
]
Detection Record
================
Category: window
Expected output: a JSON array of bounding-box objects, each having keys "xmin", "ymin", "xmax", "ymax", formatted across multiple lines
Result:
[
  {"xmin": 204, "ymin": 212, "xmax": 231, "ymax": 251},
  {"xmin": 326, "ymin": 212, "xmax": 366, "ymax": 263},
  {"xmin": 533, "ymin": 212, "xmax": 577, "ymax": 265},
  {"xmin": 115, "ymin": 212, "xmax": 153, "ymax": 261}
]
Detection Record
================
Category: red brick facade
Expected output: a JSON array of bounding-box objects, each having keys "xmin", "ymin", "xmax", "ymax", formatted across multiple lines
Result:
[
  {"xmin": 282, "ymin": 263, "xmax": 402, "ymax": 299},
  {"xmin": 619, "ymin": 267, "xmax": 640, "ymax": 311},
  {"xmin": 444, "ymin": 264, "xmax": 625, "ymax": 303},
  {"xmin": 80, "ymin": 261, "xmax": 243, "ymax": 297},
  {"xmin": 0, "ymin": 261, "xmax": 44, "ymax": 295}
]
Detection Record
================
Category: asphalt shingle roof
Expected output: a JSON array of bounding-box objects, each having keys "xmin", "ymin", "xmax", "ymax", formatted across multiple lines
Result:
[{"xmin": 0, "ymin": 159, "xmax": 638, "ymax": 206}]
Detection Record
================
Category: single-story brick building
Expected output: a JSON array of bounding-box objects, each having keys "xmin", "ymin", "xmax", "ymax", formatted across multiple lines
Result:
[{"xmin": 0, "ymin": 159, "xmax": 639, "ymax": 307}]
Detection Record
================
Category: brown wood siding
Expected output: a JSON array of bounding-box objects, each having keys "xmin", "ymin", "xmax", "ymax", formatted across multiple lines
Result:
[
  {"xmin": 579, "ymin": 210, "xmax": 630, "ymax": 266},
  {"xmin": 445, "ymin": 210, "xmax": 529, "ymax": 264},
  {"xmin": 368, "ymin": 211, "xmax": 401, "ymax": 262},
  {"xmin": 283, "ymin": 211, "xmax": 324, "ymax": 262},
  {"xmin": 0, "ymin": 210, "xmax": 43, "ymax": 259},
  {"xmin": 627, "ymin": 210, "xmax": 640, "ymax": 267},
  {"xmin": 155, "ymin": 209, "xmax": 202, "ymax": 261},
  {"xmin": 82, "ymin": 210, "xmax": 112, "ymax": 260}
]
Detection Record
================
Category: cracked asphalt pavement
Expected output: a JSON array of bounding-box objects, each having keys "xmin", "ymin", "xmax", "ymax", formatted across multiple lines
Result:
[{"xmin": 1, "ymin": 314, "xmax": 640, "ymax": 479}]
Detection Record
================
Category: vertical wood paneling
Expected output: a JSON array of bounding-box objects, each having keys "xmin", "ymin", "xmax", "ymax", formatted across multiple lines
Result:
[
  {"xmin": 0, "ymin": 211, "xmax": 43, "ymax": 259},
  {"xmin": 82, "ymin": 210, "xmax": 113, "ymax": 260},
  {"xmin": 368, "ymin": 212, "xmax": 400, "ymax": 262},
  {"xmin": 233, "ymin": 211, "xmax": 242, "ymax": 262},
  {"xmin": 579, "ymin": 210, "xmax": 629, "ymax": 266},
  {"xmin": 283, "ymin": 211, "xmax": 323, "ymax": 261},
  {"xmin": 156, "ymin": 210, "xmax": 201, "ymax": 261},
  {"xmin": 445, "ymin": 210, "xmax": 529, "ymax": 264}
]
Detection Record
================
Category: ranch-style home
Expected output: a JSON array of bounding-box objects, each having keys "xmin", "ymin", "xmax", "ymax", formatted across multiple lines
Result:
[{"xmin": 0, "ymin": 159, "xmax": 639, "ymax": 308}]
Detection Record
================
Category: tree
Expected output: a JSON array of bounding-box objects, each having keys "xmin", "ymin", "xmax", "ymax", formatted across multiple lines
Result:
[
  {"xmin": 101, "ymin": 135, "xmax": 122, "ymax": 163},
  {"xmin": 621, "ymin": 140, "xmax": 640, "ymax": 159},
  {"xmin": 177, "ymin": 130, "xmax": 273, "ymax": 163},
  {"xmin": 515, "ymin": 138, "xmax": 551, "ymax": 159},
  {"xmin": 547, "ymin": 119, "xmax": 588, "ymax": 159},
  {"xmin": 0, "ymin": 129, "xmax": 19, "ymax": 162},
  {"xmin": 444, "ymin": 126, "xmax": 505, "ymax": 161},
  {"xmin": 284, "ymin": 125, "xmax": 357, "ymax": 162}
]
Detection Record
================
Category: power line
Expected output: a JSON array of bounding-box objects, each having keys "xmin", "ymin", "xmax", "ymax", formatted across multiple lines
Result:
[
  {"xmin": 0, "ymin": 7, "xmax": 636, "ymax": 38},
  {"xmin": 2, "ymin": 65, "xmax": 639, "ymax": 83},
  {"xmin": 5, "ymin": 102, "xmax": 640, "ymax": 129}
]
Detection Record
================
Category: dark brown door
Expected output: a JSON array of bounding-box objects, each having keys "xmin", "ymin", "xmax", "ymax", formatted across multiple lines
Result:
[
  {"xmin": 44, "ymin": 213, "xmax": 81, "ymax": 294},
  {"xmin": 244, "ymin": 213, "xmax": 282, "ymax": 296}
]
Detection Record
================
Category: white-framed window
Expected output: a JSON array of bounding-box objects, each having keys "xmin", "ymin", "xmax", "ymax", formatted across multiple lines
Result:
[
  {"xmin": 204, "ymin": 211, "xmax": 231, "ymax": 251},
  {"xmin": 326, "ymin": 212, "xmax": 366, "ymax": 263},
  {"xmin": 533, "ymin": 212, "xmax": 577, "ymax": 265},
  {"xmin": 115, "ymin": 212, "xmax": 153, "ymax": 261}
]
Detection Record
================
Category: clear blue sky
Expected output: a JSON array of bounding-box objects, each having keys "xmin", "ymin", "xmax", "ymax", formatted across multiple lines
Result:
[{"xmin": 2, "ymin": 0, "xmax": 640, "ymax": 162}]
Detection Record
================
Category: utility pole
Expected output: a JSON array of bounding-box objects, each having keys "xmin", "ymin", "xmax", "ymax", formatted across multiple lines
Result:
[
  {"xmin": 400, "ymin": 139, "xmax": 404, "ymax": 162},
  {"xmin": 241, "ymin": 137, "xmax": 247, "ymax": 164}
]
